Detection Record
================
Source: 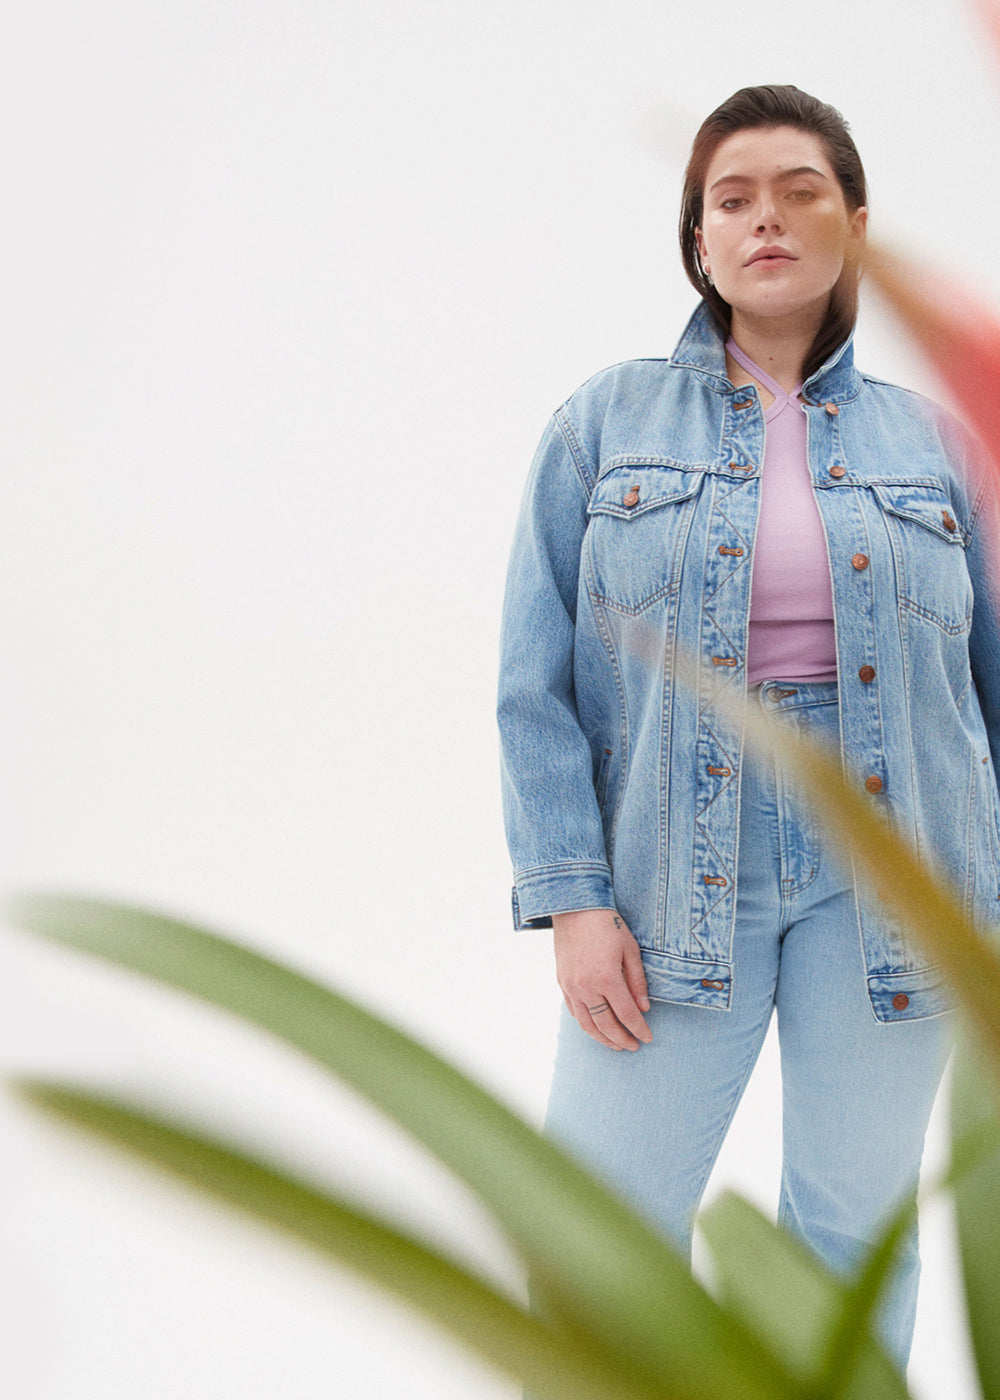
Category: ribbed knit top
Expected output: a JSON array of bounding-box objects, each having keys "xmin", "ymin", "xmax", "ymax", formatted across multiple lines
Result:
[{"xmin": 727, "ymin": 337, "xmax": 838, "ymax": 686}]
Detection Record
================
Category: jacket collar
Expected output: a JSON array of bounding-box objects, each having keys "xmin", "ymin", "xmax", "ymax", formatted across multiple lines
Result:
[{"xmin": 669, "ymin": 299, "xmax": 862, "ymax": 405}]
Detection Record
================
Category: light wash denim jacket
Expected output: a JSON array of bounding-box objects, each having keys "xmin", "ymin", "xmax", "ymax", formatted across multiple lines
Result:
[{"xmin": 497, "ymin": 300, "xmax": 1000, "ymax": 1023}]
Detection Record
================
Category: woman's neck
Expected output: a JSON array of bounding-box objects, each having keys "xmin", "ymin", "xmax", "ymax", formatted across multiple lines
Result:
[{"xmin": 727, "ymin": 309, "xmax": 820, "ymax": 395}]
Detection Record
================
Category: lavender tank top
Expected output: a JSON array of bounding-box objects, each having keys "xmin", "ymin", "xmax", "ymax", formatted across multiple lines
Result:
[{"xmin": 726, "ymin": 338, "xmax": 838, "ymax": 685}]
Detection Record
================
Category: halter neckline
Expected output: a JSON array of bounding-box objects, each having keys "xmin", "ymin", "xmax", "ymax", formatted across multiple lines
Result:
[{"xmin": 726, "ymin": 337, "xmax": 803, "ymax": 403}]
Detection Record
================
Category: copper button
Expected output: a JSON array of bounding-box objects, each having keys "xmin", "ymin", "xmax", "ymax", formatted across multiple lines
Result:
[
  {"xmin": 829, "ymin": 464, "xmax": 846, "ymax": 479},
  {"xmin": 859, "ymin": 665, "xmax": 876, "ymax": 683},
  {"xmin": 623, "ymin": 487, "xmax": 640, "ymax": 508},
  {"xmin": 942, "ymin": 510, "xmax": 957, "ymax": 532},
  {"xmin": 865, "ymin": 775, "xmax": 883, "ymax": 794},
  {"xmin": 825, "ymin": 402, "xmax": 840, "ymax": 415},
  {"xmin": 851, "ymin": 553, "xmax": 869, "ymax": 570},
  {"xmin": 892, "ymin": 993, "xmax": 910, "ymax": 1011},
  {"xmin": 733, "ymin": 398, "xmax": 752, "ymax": 410}
]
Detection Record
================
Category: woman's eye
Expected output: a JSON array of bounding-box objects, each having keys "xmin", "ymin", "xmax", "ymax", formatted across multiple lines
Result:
[
  {"xmin": 788, "ymin": 188, "xmax": 816, "ymax": 201},
  {"xmin": 720, "ymin": 197, "xmax": 746, "ymax": 210}
]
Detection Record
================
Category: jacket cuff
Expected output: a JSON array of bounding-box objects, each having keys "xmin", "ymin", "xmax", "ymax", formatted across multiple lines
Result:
[{"xmin": 511, "ymin": 862, "xmax": 615, "ymax": 930}]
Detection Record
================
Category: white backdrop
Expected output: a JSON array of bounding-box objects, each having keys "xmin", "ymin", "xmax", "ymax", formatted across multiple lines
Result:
[{"xmin": 1, "ymin": 1, "xmax": 997, "ymax": 1396}]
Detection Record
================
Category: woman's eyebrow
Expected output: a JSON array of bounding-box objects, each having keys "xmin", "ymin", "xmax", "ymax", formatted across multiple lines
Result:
[{"xmin": 708, "ymin": 165, "xmax": 829, "ymax": 192}]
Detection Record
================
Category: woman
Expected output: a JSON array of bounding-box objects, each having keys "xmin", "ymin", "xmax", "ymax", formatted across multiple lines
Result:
[{"xmin": 497, "ymin": 84, "xmax": 1000, "ymax": 1370}]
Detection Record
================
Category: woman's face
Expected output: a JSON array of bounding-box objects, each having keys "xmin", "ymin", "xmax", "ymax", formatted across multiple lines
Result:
[{"xmin": 695, "ymin": 125, "xmax": 867, "ymax": 334}]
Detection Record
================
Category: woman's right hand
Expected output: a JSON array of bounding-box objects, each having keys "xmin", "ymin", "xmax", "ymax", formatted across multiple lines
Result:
[{"xmin": 552, "ymin": 909, "xmax": 653, "ymax": 1050}]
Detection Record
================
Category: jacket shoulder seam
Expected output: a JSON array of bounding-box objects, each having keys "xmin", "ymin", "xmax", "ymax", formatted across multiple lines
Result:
[
  {"xmin": 969, "ymin": 477, "xmax": 991, "ymax": 544},
  {"xmin": 553, "ymin": 404, "xmax": 596, "ymax": 495}
]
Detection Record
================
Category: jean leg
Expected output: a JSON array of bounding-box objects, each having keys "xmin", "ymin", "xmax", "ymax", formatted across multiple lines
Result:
[
  {"xmin": 772, "ymin": 695, "xmax": 954, "ymax": 1370},
  {"xmin": 543, "ymin": 996, "xmax": 773, "ymax": 1255},
  {"xmin": 776, "ymin": 937, "xmax": 952, "ymax": 1369}
]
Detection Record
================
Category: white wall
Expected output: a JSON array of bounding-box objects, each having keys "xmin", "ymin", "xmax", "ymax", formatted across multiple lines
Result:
[{"xmin": 1, "ymin": 1, "xmax": 996, "ymax": 1396}]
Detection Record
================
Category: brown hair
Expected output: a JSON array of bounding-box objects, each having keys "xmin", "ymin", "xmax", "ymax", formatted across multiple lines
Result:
[{"xmin": 679, "ymin": 85, "xmax": 868, "ymax": 383}]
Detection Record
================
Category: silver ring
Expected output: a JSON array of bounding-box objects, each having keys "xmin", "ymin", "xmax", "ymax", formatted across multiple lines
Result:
[{"xmin": 587, "ymin": 1001, "xmax": 610, "ymax": 1015}]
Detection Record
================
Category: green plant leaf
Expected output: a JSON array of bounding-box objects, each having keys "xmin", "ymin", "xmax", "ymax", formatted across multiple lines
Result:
[
  {"xmin": 6, "ymin": 894, "xmax": 799, "ymax": 1400},
  {"xmin": 951, "ymin": 1027, "xmax": 1000, "ymax": 1398},
  {"xmin": 812, "ymin": 1191, "xmax": 916, "ymax": 1400},
  {"xmin": 12, "ymin": 1079, "xmax": 682, "ymax": 1400},
  {"xmin": 699, "ymin": 1192, "xmax": 910, "ymax": 1400}
]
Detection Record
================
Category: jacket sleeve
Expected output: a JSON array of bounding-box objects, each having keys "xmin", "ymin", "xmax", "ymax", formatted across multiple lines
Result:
[
  {"xmin": 966, "ymin": 456, "xmax": 1000, "ymax": 777},
  {"xmin": 497, "ymin": 410, "xmax": 616, "ymax": 929}
]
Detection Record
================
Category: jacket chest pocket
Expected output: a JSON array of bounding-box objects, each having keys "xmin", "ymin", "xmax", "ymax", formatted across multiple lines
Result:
[
  {"xmin": 585, "ymin": 464, "xmax": 704, "ymax": 615},
  {"xmin": 871, "ymin": 482, "xmax": 972, "ymax": 634}
]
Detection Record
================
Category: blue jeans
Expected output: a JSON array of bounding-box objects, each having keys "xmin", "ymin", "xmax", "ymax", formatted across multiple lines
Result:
[{"xmin": 543, "ymin": 680, "xmax": 954, "ymax": 1371}]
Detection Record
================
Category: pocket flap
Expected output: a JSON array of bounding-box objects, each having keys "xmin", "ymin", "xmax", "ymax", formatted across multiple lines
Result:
[
  {"xmin": 871, "ymin": 483, "xmax": 964, "ymax": 543},
  {"xmin": 588, "ymin": 464, "xmax": 704, "ymax": 520}
]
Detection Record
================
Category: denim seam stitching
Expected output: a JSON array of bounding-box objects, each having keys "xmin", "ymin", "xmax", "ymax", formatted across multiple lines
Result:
[
  {"xmin": 588, "ymin": 581, "xmax": 679, "ymax": 617},
  {"xmin": 899, "ymin": 596, "xmax": 972, "ymax": 636},
  {"xmin": 588, "ymin": 498, "xmax": 696, "ymax": 520},
  {"xmin": 598, "ymin": 455, "xmax": 711, "ymax": 473},
  {"xmin": 587, "ymin": 586, "xmax": 630, "ymax": 869},
  {"xmin": 553, "ymin": 407, "xmax": 594, "ymax": 496},
  {"xmin": 963, "ymin": 745, "xmax": 976, "ymax": 920},
  {"xmin": 968, "ymin": 477, "xmax": 989, "ymax": 545},
  {"xmin": 515, "ymin": 860, "xmax": 611, "ymax": 877}
]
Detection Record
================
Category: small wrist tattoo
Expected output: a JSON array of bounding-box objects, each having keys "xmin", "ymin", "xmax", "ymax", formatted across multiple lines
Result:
[{"xmin": 613, "ymin": 915, "xmax": 622, "ymax": 929}]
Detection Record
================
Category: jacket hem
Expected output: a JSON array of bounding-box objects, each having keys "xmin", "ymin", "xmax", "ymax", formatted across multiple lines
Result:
[
  {"xmin": 866, "ymin": 966, "xmax": 953, "ymax": 1023},
  {"xmin": 641, "ymin": 947, "xmax": 732, "ymax": 1011}
]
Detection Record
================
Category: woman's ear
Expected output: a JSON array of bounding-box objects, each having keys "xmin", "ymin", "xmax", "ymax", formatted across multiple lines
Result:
[{"xmin": 848, "ymin": 206, "xmax": 868, "ymax": 252}]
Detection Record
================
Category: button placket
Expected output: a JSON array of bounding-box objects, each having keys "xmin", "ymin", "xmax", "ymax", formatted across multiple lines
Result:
[{"xmin": 693, "ymin": 428, "xmax": 760, "ymax": 935}]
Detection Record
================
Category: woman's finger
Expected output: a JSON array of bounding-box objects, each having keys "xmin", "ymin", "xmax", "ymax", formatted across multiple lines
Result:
[
  {"xmin": 573, "ymin": 995, "xmax": 639, "ymax": 1051},
  {"xmin": 604, "ymin": 981, "xmax": 653, "ymax": 1044},
  {"xmin": 622, "ymin": 938, "xmax": 651, "ymax": 1013}
]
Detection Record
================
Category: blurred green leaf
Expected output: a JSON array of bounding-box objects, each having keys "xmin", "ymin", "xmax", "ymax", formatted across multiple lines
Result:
[
  {"xmin": 813, "ymin": 1192, "xmax": 915, "ymax": 1400},
  {"xmin": 699, "ymin": 1191, "xmax": 909, "ymax": 1400},
  {"xmin": 13, "ymin": 1079, "xmax": 681, "ymax": 1400},
  {"xmin": 6, "ymin": 894, "xmax": 799, "ymax": 1400},
  {"xmin": 951, "ymin": 1030, "xmax": 1000, "ymax": 1398}
]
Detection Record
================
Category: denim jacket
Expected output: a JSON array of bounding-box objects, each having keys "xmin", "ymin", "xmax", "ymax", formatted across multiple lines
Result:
[{"xmin": 497, "ymin": 300, "xmax": 1000, "ymax": 1023}]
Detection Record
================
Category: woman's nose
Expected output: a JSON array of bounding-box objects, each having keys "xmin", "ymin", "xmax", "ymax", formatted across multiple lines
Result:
[{"xmin": 754, "ymin": 199, "xmax": 783, "ymax": 234}]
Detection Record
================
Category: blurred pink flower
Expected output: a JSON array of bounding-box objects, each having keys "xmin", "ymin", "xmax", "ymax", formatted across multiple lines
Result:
[{"xmin": 866, "ymin": 244, "xmax": 1000, "ymax": 479}]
